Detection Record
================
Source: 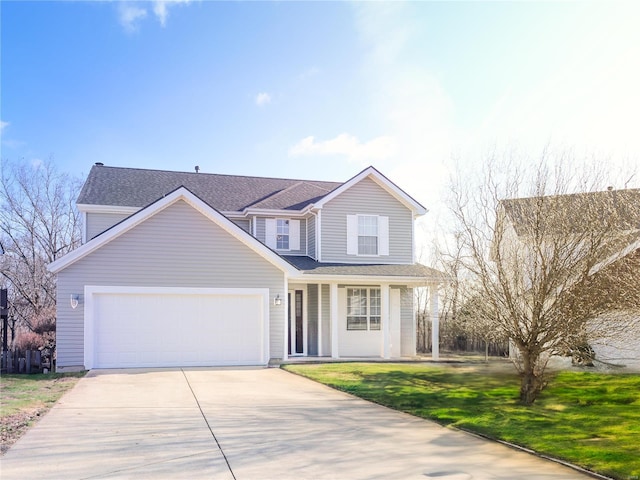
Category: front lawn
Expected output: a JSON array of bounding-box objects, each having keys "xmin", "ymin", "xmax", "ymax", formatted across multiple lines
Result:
[
  {"xmin": 1, "ymin": 372, "xmax": 85, "ymax": 454},
  {"xmin": 283, "ymin": 362, "xmax": 640, "ymax": 480}
]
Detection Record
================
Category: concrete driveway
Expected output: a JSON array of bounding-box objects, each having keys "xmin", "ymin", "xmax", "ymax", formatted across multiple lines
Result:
[{"xmin": 1, "ymin": 367, "xmax": 594, "ymax": 480}]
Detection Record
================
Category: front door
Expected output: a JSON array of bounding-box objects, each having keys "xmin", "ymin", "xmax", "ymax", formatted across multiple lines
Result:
[{"xmin": 288, "ymin": 289, "xmax": 304, "ymax": 355}]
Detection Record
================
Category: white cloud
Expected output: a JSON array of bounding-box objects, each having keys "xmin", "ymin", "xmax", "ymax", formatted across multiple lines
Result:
[
  {"xmin": 153, "ymin": 0, "xmax": 192, "ymax": 27},
  {"xmin": 117, "ymin": 0, "xmax": 192, "ymax": 31},
  {"xmin": 255, "ymin": 92, "xmax": 272, "ymax": 107},
  {"xmin": 289, "ymin": 133, "xmax": 396, "ymax": 165},
  {"xmin": 0, "ymin": 121, "xmax": 8, "ymax": 133},
  {"xmin": 118, "ymin": 3, "xmax": 148, "ymax": 33}
]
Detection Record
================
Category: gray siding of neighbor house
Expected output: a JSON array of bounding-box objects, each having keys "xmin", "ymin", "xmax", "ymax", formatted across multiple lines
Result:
[
  {"xmin": 307, "ymin": 284, "xmax": 318, "ymax": 356},
  {"xmin": 320, "ymin": 177, "xmax": 414, "ymax": 263},
  {"xmin": 307, "ymin": 214, "xmax": 316, "ymax": 258},
  {"xmin": 56, "ymin": 199, "xmax": 286, "ymax": 369},
  {"xmin": 400, "ymin": 287, "xmax": 415, "ymax": 356},
  {"xmin": 254, "ymin": 217, "xmax": 307, "ymax": 256},
  {"xmin": 86, "ymin": 212, "xmax": 133, "ymax": 240}
]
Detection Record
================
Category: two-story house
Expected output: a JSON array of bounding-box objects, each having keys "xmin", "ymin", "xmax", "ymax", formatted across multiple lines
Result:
[
  {"xmin": 48, "ymin": 164, "xmax": 444, "ymax": 371},
  {"xmin": 498, "ymin": 188, "xmax": 640, "ymax": 369}
]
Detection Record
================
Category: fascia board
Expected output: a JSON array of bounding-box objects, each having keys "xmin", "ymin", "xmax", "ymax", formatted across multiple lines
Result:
[
  {"xmin": 588, "ymin": 237, "xmax": 640, "ymax": 276},
  {"xmin": 76, "ymin": 204, "xmax": 140, "ymax": 215},
  {"xmin": 312, "ymin": 166, "xmax": 427, "ymax": 215},
  {"xmin": 239, "ymin": 208, "xmax": 308, "ymax": 217},
  {"xmin": 288, "ymin": 273, "xmax": 443, "ymax": 285},
  {"xmin": 49, "ymin": 187, "xmax": 298, "ymax": 276}
]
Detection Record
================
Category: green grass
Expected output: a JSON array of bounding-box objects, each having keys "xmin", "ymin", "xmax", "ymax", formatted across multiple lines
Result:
[
  {"xmin": 1, "ymin": 372, "xmax": 85, "ymax": 418},
  {"xmin": 1, "ymin": 372, "xmax": 86, "ymax": 453},
  {"xmin": 283, "ymin": 363, "xmax": 640, "ymax": 480}
]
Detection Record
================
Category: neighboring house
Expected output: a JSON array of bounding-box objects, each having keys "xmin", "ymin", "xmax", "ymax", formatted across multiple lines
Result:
[
  {"xmin": 48, "ymin": 164, "xmax": 444, "ymax": 371},
  {"xmin": 499, "ymin": 188, "xmax": 640, "ymax": 369}
]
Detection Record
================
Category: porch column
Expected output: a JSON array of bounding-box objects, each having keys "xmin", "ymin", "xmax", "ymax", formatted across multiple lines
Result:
[
  {"xmin": 330, "ymin": 283, "xmax": 339, "ymax": 359},
  {"xmin": 430, "ymin": 284, "xmax": 439, "ymax": 360},
  {"xmin": 381, "ymin": 283, "xmax": 390, "ymax": 359},
  {"xmin": 317, "ymin": 284, "xmax": 323, "ymax": 357},
  {"xmin": 283, "ymin": 278, "xmax": 289, "ymax": 361}
]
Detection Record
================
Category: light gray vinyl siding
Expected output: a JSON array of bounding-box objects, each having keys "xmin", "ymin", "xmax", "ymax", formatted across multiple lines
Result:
[
  {"xmin": 86, "ymin": 212, "xmax": 132, "ymax": 240},
  {"xmin": 321, "ymin": 177, "xmax": 413, "ymax": 263},
  {"xmin": 256, "ymin": 217, "xmax": 266, "ymax": 242},
  {"xmin": 231, "ymin": 218, "xmax": 250, "ymax": 233},
  {"xmin": 56, "ymin": 199, "xmax": 285, "ymax": 369},
  {"xmin": 307, "ymin": 214, "xmax": 316, "ymax": 259},
  {"xmin": 307, "ymin": 284, "xmax": 318, "ymax": 355},
  {"xmin": 321, "ymin": 284, "xmax": 330, "ymax": 356},
  {"xmin": 400, "ymin": 287, "xmax": 415, "ymax": 356},
  {"xmin": 255, "ymin": 216, "xmax": 307, "ymax": 256}
]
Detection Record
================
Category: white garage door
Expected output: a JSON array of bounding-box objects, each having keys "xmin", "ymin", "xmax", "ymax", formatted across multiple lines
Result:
[{"xmin": 85, "ymin": 287, "xmax": 268, "ymax": 369}]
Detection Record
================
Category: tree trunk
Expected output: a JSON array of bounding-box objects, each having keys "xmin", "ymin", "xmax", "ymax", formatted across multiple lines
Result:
[{"xmin": 519, "ymin": 351, "xmax": 545, "ymax": 405}]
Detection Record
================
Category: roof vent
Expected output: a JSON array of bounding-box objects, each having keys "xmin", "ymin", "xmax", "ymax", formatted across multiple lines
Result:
[
  {"xmin": 607, "ymin": 186, "xmax": 613, "ymax": 191},
  {"xmin": 195, "ymin": 166, "xmax": 200, "ymax": 173},
  {"xmin": 95, "ymin": 162, "xmax": 104, "ymax": 166}
]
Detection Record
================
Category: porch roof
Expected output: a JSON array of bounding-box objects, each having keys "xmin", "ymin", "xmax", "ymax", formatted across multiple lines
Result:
[{"xmin": 283, "ymin": 256, "xmax": 446, "ymax": 283}]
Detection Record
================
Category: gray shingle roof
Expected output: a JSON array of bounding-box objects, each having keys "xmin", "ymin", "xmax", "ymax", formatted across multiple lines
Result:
[
  {"xmin": 283, "ymin": 256, "xmax": 447, "ymax": 281},
  {"xmin": 501, "ymin": 188, "xmax": 640, "ymax": 236},
  {"xmin": 77, "ymin": 165, "xmax": 342, "ymax": 211}
]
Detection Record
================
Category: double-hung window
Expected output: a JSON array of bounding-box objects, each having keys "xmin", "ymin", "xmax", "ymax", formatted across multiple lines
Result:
[
  {"xmin": 266, "ymin": 218, "xmax": 300, "ymax": 251},
  {"xmin": 276, "ymin": 219, "xmax": 289, "ymax": 250},
  {"xmin": 346, "ymin": 287, "xmax": 381, "ymax": 330},
  {"xmin": 358, "ymin": 215, "xmax": 378, "ymax": 255},
  {"xmin": 346, "ymin": 214, "xmax": 389, "ymax": 256}
]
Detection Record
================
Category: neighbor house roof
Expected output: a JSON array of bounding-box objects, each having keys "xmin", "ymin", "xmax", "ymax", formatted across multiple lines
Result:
[
  {"xmin": 77, "ymin": 165, "xmax": 342, "ymax": 212},
  {"xmin": 501, "ymin": 188, "xmax": 640, "ymax": 237}
]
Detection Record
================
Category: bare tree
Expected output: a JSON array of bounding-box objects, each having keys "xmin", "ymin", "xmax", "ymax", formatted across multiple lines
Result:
[
  {"xmin": 446, "ymin": 150, "xmax": 640, "ymax": 405},
  {"xmin": 435, "ymin": 232, "xmax": 507, "ymax": 361},
  {"xmin": 0, "ymin": 158, "xmax": 82, "ymax": 352}
]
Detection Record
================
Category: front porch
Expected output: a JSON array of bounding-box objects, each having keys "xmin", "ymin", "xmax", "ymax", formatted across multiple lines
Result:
[{"xmin": 282, "ymin": 280, "xmax": 441, "ymax": 362}]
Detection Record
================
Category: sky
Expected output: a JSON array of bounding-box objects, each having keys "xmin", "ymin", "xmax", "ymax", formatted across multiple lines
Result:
[{"xmin": 2, "ymin": 1, "xmax": 640, "ymax": 257}]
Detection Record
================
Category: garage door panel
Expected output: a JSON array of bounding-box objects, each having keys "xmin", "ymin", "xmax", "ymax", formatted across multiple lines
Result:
[{"xmin": 90, "ymin": 289, "xmax": 266, "ymax": 368}]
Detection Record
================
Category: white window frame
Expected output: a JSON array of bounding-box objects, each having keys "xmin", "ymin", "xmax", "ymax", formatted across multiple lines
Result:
[
  {"xmin": 346, "ymin": 287, "xmax": 381, "ymax": 331},
  {"xmin": 277, "ymin": 219, "xmax": 290, "ymax": 250},
  {"xmin": 266, "ymin": 218, "xmax": 300, "ymax": 251},
  {"xmin": 347, "ymin": 214, "xmax": 389, "ymax": 256}
]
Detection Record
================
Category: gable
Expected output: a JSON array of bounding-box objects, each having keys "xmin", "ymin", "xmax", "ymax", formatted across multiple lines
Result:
[
  {"xmin": 320, "ymin": 176, "xmax": 414, "ymax": 264},
  {"xmin": 49, "ymin": 187, "xmax": 297, "ymax": 275},
  {"xmin": 64, "ymin": 200, "xmax": 286, "ymax": 283},
  {"xmin": 313, "ymin": 166, "xmax": 426, "ymax": 216}
]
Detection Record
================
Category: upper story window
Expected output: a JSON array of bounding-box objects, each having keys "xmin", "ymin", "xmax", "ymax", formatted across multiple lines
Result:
[
  {"xmin": 277, "ymin": 219, "xmax": 289, "ymax": 250},
  {"xmin": 265, "ymin": 218, "xmax": 300, "ymax": 251},
  {"xmin": 358, "ymin": 215, "xmax": 378, "ymax": 255},
  {"xmin": 347, "ymin": 214, "xmax": 389, "ymax": 257}
]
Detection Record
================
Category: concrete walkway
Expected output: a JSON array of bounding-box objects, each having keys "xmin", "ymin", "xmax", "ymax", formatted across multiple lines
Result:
[{"xmin": 1, "ymin": 368, "xmax": 595, "ymax": 479}]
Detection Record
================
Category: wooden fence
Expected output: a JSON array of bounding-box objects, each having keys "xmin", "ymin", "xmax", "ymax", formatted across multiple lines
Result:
[{"xmin": 1, "ymin": 349, "xmax": 52, "ymax": 374}]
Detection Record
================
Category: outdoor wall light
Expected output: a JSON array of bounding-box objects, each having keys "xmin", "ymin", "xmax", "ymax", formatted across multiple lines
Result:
[
  {"xmin": 70, "ymin": 294, "xmax": 80, "ymax": 310},
  {"xmin": 273, "ymin": 294, "xmax": 282, "ymax": 306}
]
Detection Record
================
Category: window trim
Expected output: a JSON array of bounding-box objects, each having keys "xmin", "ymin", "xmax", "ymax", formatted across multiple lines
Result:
[
  {"xmin": 346, "ymin": 214, "xmax": 389, "ymax": 257},
  {"xmin": 266, "ymin": 218, "xmax": 301, "ymax": 251},
  {"xmin": 276, "ymin": 218, "xmax": 290, "ymax": 250},
  {"xmin": 346, "ymin": 287, "xmax": 382, "ymax": 331}
]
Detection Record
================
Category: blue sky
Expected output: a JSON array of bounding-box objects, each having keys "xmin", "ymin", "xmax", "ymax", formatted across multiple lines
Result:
[{"xmin": 2, "ymin": 0, "xmax": 640, "ymax": 245}]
